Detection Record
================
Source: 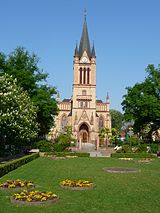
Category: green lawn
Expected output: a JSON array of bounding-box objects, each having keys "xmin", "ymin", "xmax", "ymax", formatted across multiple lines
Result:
[{"xmin": 0, "ymin": 157, "xmax": 160, "ymax": 213}]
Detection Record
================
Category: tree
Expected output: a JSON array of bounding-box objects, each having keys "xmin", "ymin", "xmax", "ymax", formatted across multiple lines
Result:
[
  {"xmin": 0, "ymin": 74, "xmax": 39, "ymax": 149},
  {"xmin": 0, "ymin": 47, "xmax": 58, "ymax": 136},
  {"xmin": 122, "ymin": 64, "xmax": 160, "ymax": 137},
  {"xmin": 110, "ymin": 109, "xmax": 123, "ymax": 132},
  {"xmin": 99, "ymin": 127, "xmax": 111, "ymax": 146}
]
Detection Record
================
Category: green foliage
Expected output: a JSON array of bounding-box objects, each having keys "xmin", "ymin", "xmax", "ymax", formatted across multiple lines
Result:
[
  {"xmin": 122, "ymin": 64, "xmax": 160, "ymax": 136},
  {"xmin": 0, "ymin": 47, "xmax": 58, "ymax": 136},
  {"xmin": 34, "ymin": 140, "xmax": 53, "ymax": 152},
  {"xmin": 0, "ymin": 153, "xmax": 39, "ymax": 177},
  {"xmin": 111, "ymin": 128, "xmax": 119, "ymax": 142},
  {"xmin": 99, "ymin": 128, "xmax": 111, "ymax": 140},
  {"xmin": 0, "ymin": 74, "xmax": 39, "ymax": 147},
  {"xmin": 110, "ymin": 109, "xmax": 123, "ymax": 131},
  {"xmin": 135, "ymin": 144, "xmax": 148, "ymax": 153},
  {"xmin": 124, "ymin": 137, "xmax": 143, "ymax": 146},
  {"xmin": 53, "ymin": 134, "xmax": 71, "ymax": 152},
  {"xmin": 111, "ymin": 152, "xmax": 156, "ymax": 158},
  {"xmin": 53, "ymin": 126, "xmax": 75, "ymax": 152},
  {"xmin": 150, "ymin": 144, "xmax": 159, "ymax": 153},
  {"xmin": 116, "ymin": 144, "xmax": 132, "ymax": 153},
  {"xmin": 44, "ymin": 152, "xmax": 90, "ymax": 157}
]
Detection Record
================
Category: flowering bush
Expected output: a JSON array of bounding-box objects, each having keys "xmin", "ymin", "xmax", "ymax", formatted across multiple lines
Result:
[
  {"xmin": 0, "ymin": 179, "xmax": 34, "ymax": 189},
  {"xmin": 12, "ymin": 190, "xmax": 58, "ymax": 202},
  {"xmin": 60, "ymin": 180, "xmax": 94, "ymax": 187},
  {"xmin": 0, "ymin": 73, "xmax": 39, "ymax": 146}
]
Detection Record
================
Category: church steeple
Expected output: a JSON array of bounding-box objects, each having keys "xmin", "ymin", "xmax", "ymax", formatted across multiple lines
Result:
[{"xmin": 79, "ymin": 15, "xmax": 91, "ymax": 58}]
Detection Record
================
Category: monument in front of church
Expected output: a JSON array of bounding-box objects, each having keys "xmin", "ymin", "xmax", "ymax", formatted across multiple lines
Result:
[{"xmin": 51, "ymin": 15, "xmax": 111, "ymax": 147}]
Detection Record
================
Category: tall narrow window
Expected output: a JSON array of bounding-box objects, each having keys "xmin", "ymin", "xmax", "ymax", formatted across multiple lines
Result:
[
  {"xmin": 84, "ymin": 101, "xmax": 88, "ymax": 108},
  {"xmin": 83, "ymin": 67, "xmax": 86, "ymax": 84},
  {"xmin": 99, "ymin": 115, "xmax": 104, "ymax": 129},
  {"xmin": 80, "ymin": 101, "xmax": 83, "ymax": 108},
  {"xmin": 87, "ymin": 68, "xmax": 90, "ymax": 84},
  {"xmin": 80, "ymin": 67, "xmax": 82, "ymax": 84},
  {"xmin": 61, "ymin": 115, "xmax": 67, "ymax": 130}
]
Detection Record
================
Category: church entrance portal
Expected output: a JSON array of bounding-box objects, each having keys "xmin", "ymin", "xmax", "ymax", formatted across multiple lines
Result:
[{"xmin": 79, "ymin": 123, "xmax": 89, "ymax": 143}]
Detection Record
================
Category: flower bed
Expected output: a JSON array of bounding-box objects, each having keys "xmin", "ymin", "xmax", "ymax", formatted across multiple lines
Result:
[
  {"xmin": 60, "ymin": 179, "xmax": 95, "ymax": 190},
  {"xmin": 119, "ymin": 158, "xmax": 133, "ymax": 161},
  {"xmin": 10, "ymin": 190, "xmax": 59, "ymax": 205},
  {"xmin": 0, "ymin": 179, "xmax": 34, "ymax": 190},
  {"xmin": 137, "ymin": 158, "xmax": 153, "ymax": 163}
]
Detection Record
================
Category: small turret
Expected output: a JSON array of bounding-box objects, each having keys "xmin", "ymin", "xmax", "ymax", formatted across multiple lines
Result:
[
  {"xmin": 106, "ymin": 92, "xmax": 110, "ymax": 103},
  {"xmin": 91, "ymin": 42, "xmax": 96, "ymax": 58},
  {"xmin": 74, "ymin": 43, "xmax": 79, "ymax": 57}
]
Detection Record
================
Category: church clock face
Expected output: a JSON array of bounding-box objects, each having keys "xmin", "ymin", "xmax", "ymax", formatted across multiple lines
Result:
[{"xmin": 81, "ymin": 56, "xmax": 88, "ymax": 63}]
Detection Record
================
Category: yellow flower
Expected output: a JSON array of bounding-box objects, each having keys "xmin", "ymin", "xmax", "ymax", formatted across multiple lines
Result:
[
  {"xmin": 41, "ymin": 197, "xmax": 47, "ymax": 201},
  {"xmin": 8, "ymin": 184, "xmax": 16, "ymax": 188},
  {"xmin": 52, "ymin": 194, "xmax": 57, "ymax": 198},
  {"xmin": 27, "ymin": 182, "xmax": 33, "ymax": 186},
  {"xmin": 27, "ymin": 197, "xmax": 32, "ymax": 202},
  {"xmin": 20, "ymin": 183, "xmax": 25, "ymax": 187}
]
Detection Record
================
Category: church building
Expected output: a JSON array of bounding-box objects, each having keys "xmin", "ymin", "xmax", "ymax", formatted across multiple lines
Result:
[{"xmin": 52, "ymin": 15, "xmax": 111, "ymax": 146}]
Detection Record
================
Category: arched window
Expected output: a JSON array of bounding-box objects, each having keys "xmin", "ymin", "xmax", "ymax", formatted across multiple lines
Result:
[
  {"xmin": 99, "ymin": 115, "xmax": 104, "ymax": 129},
  {"xmin": 79, "ymin": 67, "xmax": 82, "ymax": 84},
  {"xmin": 83, "ymin": 67, "xmax": 86, "ymax": 84},
  {"xmin": 61, "ymin": 114, "xmax": 67, "ymax": 129},
  {"xmin": 87, "ymin": 68, "xmax": 90, "ymax": 84}
]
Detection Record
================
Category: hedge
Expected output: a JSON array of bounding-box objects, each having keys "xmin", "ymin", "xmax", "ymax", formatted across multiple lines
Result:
[
  {"xmin": 0, "ymin": 153, "xmax": 39, "ymax": 178},
  {"xmin": 111, "ymin": 153, "xmax": 156, "ymax": 158},
  {"xmin": 43, "ymin": 152, "xmax": 90, "ymax": 157}
]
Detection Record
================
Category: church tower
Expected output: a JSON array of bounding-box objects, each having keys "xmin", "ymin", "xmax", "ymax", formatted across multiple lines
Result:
[
  {"xmin": 71, "ymin": 15, "xmax": 98, "ymax": 143},
  {"xmin": 51, "ymin": 15, "xmax": 111, "ymax": 147}
]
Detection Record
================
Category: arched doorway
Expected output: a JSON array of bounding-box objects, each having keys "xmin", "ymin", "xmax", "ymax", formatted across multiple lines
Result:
[{"xmin": 79, "ymin": 123, "xmax": 89, "ymax": 143}]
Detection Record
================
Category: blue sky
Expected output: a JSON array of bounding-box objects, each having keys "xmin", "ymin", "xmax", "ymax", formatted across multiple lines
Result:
[{"xmin": 1, "ymin": 0, "xmax": 160, "ymax": 111}]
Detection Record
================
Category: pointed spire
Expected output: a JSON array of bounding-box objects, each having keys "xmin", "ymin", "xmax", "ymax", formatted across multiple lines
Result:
[
  {"xmin": 91, "ymin": 41, "xmax": 96, "ymax": 58},
  {"xmin": 79, "ymin": 13, "xmax": 91, "ymax": 58},
  {"xmin": 106, "ymin": 92, "xmax": 110, "ymax": 103},
  {"xmin": 74, "ymin": 42, "xmax": 79, "ymax": 57}
]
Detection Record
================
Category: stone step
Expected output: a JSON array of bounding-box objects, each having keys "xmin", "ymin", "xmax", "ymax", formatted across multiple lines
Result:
[{"xmin": 89, "ymin": 151, "xmax": 103, "ymax": 157}]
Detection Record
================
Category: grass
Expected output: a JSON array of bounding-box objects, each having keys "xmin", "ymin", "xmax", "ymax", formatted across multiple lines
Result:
[{"xmin": 0, "ymin": 157, "xmax": 160, "ymax": 213}]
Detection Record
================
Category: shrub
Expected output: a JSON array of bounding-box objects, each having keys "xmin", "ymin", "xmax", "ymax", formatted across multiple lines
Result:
[
  {"xmin": 125, "ymin": 137, "xmax": 143, "ymax": 146},
  {"xmin": 53, "ymin": 134, "xmax": 71, "ymax": 152},
  {"xmin": 0, "ymin": 153, "xmax": 39, "ymax": 177},
  {"xmin": 34, "ymin": 140, "xmax": 53, "ymax": 152},
  {"xmin": 135, "ymin": 144, "xmax": 147, "ymax": 153},
  {"xmin": 116, "ymin": 144, "xmax": 132, "ymax": 153},
  {"xmin": 111, "ymin": 153, "xmax": 156, "ymax": 158},
  {"xmin": 150, "ymin": 144, "xmax": 159, "ymax": 153},
  {"xmin": 44, "ymin": 152, "xmax": 90, "ymax": 157}
]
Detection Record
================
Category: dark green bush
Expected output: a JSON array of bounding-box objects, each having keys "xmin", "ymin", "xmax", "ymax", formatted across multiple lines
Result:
[
  {"xmin": 34, "ymin": 140, "xmax": 53, "ymax": 152},
  {"xmin": 111, "ymin": 153, "xmax": 156, "ymax": 158},
  {"xmin": 0, "ymin": 153, "xmax": 39, "ymax": 177},
  {"xmin": 150, "ymin": 144, "xmax": 159, "ymax": 153},
  {"xmin": 53, "ymin": 143, "xmax": 68, "ymax": 152},
  {"xmin": 44, "ymin": 152, "xmax": 90, "ymax": 157},
  {"xmin": 125, "ymin": 137, "xmax": 143, "ymax": 146},
  {"xmin": 116, "ymin": 144, "xmax": 132, "ymax": 153},
  {"xmin": 135, "ymin": 144, "xmax": 147, "ymax": 153},
  {"xmin": 53, "ymin": 134, "xmax": 71, "ymax": 151}
]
